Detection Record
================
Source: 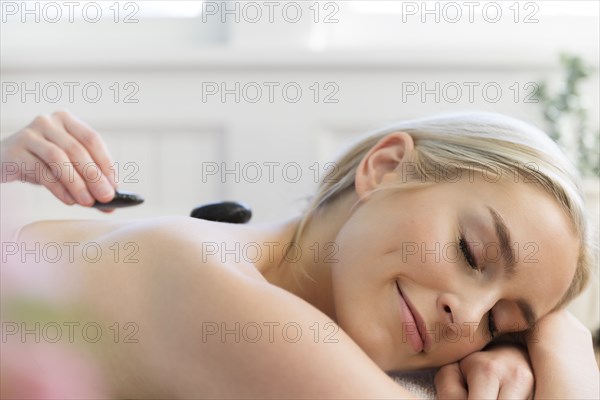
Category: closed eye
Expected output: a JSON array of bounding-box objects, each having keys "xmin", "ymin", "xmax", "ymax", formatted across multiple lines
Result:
[
  {"xmin": 487, "ymin": 311, "xmax": 498, "ymax": 339},
  {"xmin": 459, "ymin": 235, "xmax": 499, "ymax": 339},
  {"xmin": 459, "ymin": 236, "xmax": 478, "ymax": 271}
]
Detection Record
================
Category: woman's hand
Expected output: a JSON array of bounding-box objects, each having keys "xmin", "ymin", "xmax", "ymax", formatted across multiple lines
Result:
[
  {"xmin": 1, "ymin": 111, "xmax": 117, "ymax": 208},
  {"xmin": 435, "ymin": 343, "xmax": 534, "ymax": 399}
]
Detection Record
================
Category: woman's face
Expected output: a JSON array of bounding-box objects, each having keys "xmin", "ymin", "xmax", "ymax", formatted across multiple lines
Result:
[{"xmin": 329, "ymin": 134, "xmax": 579, "ymax": 372}]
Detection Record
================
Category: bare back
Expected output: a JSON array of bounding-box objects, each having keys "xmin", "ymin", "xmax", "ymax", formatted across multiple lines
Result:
[{"xmin": 6, "ymin": 217, "xmax": 413, "ymax": 398}]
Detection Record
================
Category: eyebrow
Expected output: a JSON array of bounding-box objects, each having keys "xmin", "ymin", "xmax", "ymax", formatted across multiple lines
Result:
[
  {"xmin": 487, "ymin": 206, "xmax": 538, "ymax": 329},
  {"xmin": 487, "ymin": 206, "xmax": 517, "ymax": 277}
]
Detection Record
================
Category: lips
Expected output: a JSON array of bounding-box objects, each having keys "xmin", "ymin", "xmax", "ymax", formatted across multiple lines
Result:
[{"xmin": 395, "ymin": 281, "xmax": 431, "ymax": 353}]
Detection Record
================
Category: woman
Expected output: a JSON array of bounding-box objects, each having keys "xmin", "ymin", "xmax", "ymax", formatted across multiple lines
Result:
[{"xmin": 1, "ymin": 111, "xmax": 598, "ymax": 399}]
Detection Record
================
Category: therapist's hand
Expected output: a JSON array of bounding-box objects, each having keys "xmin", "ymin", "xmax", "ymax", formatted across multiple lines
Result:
[
  {"xmin": 435, "ymin": 343, "xmax": 534, "ymax": 399},
  {"xmin": 1, "ymin": 111, "xmax": 117, "ymax": 208}
]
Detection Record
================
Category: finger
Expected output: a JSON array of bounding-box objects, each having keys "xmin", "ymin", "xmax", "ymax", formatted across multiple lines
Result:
[
  {"xmin": 498, "ymin": 370, "xmax": 534, "ymax": 400},
  {"xmin": 498, "ymin": 383, "xmax": 533, "ymax": 400},
  {"xmin": 435, "ymin": 363, "xmax": 468, "ymax": 400},
  {"xmin": 20, "ymin": 150, "xmax": 76, "ymax": 205},
  {"xmin": 463, "ymin": 366, "xmax": 501, "ymax": 400},
  {"xmin": 99, "ymin": 208, "xmax": 115, "ymax": 213},
  {"xmin": 23, "ymin": 133, "xmax": 94, "ymax": 206},
  {"xmin": 58, "ymin": 112, "xmax": 118, "ymax": 190},
  {"xmin": 41, "ymin": 124, "xmax": 114, "ymax": 203}
]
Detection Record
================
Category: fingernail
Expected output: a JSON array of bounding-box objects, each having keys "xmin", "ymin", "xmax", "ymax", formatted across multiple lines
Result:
[
  {"xmin": 79, "ymin": 191, "xmax": 93, "ymax": 205},
  {"xmin": 64, "ymin": 192, "xmax": 75, "ymax": 205},
  {"xmin": 98, "ymin": 183, "xmax": 115, "ymax": 200}
]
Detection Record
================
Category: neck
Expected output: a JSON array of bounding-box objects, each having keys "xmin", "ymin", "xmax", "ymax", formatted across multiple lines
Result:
[{"xmin": 249, "ymin": 192, "xmax": 357, "ymax": 322}]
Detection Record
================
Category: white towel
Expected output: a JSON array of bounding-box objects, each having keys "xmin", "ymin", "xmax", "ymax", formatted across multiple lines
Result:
[{"xmin": 390, "ymin": 369, "xmax": 438, "ymax": 399}]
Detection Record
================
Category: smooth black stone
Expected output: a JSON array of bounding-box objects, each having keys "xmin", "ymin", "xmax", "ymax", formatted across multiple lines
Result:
[
  {"xmin": 93, "ymin": 190, "xmax": 145, "ymax": 209},
  {"xmin": 190, "ymin": 201, "xmax": 252, "ymax": 224}
]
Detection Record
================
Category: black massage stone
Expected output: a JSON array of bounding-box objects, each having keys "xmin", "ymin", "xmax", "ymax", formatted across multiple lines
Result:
[
  {"xmin": 190, "ymin": 201, "xmax": 252, "ymax": 223},
  {"xmin": 93, "ymin": 190, "xmax": 145, "ymax": 209}
]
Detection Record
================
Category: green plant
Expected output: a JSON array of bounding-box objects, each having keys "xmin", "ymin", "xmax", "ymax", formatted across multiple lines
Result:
[{"xmin": 535, "ymin": 54, "xmax": 599, "ymax": 177}]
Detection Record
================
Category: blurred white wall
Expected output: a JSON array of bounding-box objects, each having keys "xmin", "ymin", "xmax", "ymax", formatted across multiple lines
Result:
[{"xmin": 1, "ymin": 1, "xmax": 598, "ymax": 328}]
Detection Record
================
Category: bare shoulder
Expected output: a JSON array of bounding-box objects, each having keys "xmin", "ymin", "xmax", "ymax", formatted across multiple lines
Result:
[
  {"xmin": 11, "ymin": 217, "xmax": 413, "ymax": 398},
  {"xmin": 16, "ymin": 216, "xmax": 265, "ymax": 280},
  {"xmin": 110, "ymin": 221, "xmax": 412, "ymax": 398}
]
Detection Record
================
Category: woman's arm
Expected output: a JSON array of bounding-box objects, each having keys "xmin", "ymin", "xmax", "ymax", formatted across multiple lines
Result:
[
  {"xmin": 12, "ymin": 217, "xmax": 420, "ymax": 399},
  {"xmin": 527, "ymin": 310, "xmax": 599, "ymax": 399},
  {"xmin": 435, "ymin": 310, "xmax": 599, "ymax": 400}
]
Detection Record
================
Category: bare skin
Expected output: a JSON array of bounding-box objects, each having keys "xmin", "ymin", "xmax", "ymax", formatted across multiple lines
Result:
[
  {"xmin": 5, "ymin": 216, "xmax": 416, "ymax": 398},
  {"xmin": 2, "ymin": 113, "xmax": 598, "ymax": 399},
  {"xmin": 6, "ymin": 190, "xmax": 597, "ymax": 398}
]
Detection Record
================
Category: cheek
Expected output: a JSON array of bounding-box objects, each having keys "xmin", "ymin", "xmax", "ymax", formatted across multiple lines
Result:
[
  {"xmin": 329, "ymin": 216, "xmax": 404, "ymax": 368},
  {"xmin": 329, "ymin": 196, "xmax": 478, "ymax": 369},
  {"xmin": 331, "ymin": 204, "xmax": 399, "ymax": 280},
  {"xmin": 330, "ymin": 213, "xmax": 390, "ymax": 306}
]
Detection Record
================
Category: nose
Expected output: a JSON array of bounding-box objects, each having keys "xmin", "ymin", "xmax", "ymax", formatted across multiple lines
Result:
[{"xmin": 437, "ymin": 291, "xmax": 497, "ymax": 337}]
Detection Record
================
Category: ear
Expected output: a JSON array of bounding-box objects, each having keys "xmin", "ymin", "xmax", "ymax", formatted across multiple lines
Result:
[{"xmin": 355, "ymin": 132, "xmax": 414, "ymax": 200}]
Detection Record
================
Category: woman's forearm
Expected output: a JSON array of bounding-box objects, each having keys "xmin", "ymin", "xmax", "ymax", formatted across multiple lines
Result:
[{"xmin": 528, "ymin": 310, "xmax": 599, "ymax": 399}]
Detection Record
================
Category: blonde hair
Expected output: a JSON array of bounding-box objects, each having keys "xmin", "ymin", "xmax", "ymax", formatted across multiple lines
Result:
[{"xmin": 290, "ymin": 112, "xmax": 595, "ymax": 311}]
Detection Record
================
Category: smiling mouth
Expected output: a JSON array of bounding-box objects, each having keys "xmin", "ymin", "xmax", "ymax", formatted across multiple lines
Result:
[{"xmin": 395, "ymin": 281, "xmax": 429, "ymax": 353}]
